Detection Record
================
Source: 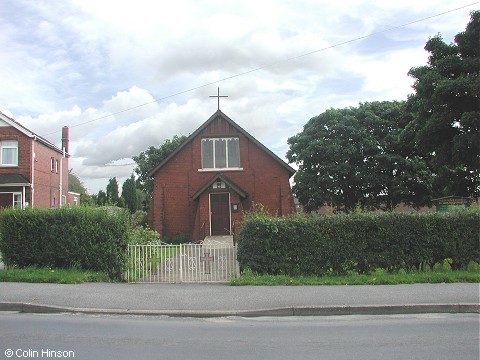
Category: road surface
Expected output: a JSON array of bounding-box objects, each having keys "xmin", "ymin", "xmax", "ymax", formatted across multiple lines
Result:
[{"xmin": 1, "ymin": 312, "xmax": 478, "ymax": 359}]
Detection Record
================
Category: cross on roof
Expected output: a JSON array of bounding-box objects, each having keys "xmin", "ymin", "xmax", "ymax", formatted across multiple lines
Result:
[{"xmin": 209, "ymin": 87, "xmax": 228, "ymax": 110}]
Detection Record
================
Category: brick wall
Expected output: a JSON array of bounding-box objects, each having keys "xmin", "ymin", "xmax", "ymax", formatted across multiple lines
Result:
[
  {"xmin": 33, "ymin": 140, "xmax": 68, "ymax": 208},
  {"xmin": 150, "ymin": 115, "xmax": 294, "ymax": 241},
  {"xmin": 0, "ymin": 127, "xmax": 31, "ymax": 180},
  {"xmin": 0, "ymin": 126, "xmax": 68, "ymax": 208}
]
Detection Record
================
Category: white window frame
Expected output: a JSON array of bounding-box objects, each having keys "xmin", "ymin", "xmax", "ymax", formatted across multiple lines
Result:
[
  {"xmin": 0, "ymin": 192, "xmax": 23, "ymax": 208},
  {"xmin": 200, "ymin": 137, "xmax": 242, "ymax": 171},
  {"xmin": 0, "ymin": 140, "xmax": 18, "ymax": 167},
  {"xmin": 13, "ymin": 193, "xmax": 22, "ymax": 208}
]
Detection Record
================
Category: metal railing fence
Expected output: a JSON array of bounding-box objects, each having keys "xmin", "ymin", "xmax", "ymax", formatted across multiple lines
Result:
[{"xmin": 125, "ymin": 243, "xmax": 239, "ymax": 283}]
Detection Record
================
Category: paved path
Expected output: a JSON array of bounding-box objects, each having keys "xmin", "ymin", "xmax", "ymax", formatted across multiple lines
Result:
[{"xmin": 0, "ymin": 282, "xmax": 478, "ymax": 317}]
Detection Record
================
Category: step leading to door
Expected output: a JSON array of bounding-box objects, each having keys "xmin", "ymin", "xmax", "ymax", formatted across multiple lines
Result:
[{"xmin": 203, "ymin": 235, "xmax": 234, "ymax": 247}]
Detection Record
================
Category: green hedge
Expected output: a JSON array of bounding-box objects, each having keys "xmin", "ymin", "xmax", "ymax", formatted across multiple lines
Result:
[
  {"xmin": 237, "ymin": 210, "xmax": 480, "ymax": 276},
  {"xmin": 0, "ymin": 207, "xmax": 130, "ymax": 279}
]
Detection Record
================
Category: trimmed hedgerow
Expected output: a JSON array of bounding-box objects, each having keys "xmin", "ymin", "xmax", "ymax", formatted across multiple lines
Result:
[
  {"xmin": 0, "ymin": 207, "xmax": 129, "ymax": 280},
  {"xmin": 237, "ymin": 209, "xmax": 480, "ymax": 276}
]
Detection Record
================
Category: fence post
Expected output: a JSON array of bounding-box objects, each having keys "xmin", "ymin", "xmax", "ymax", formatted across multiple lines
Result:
[
  {"xmin": 234, "ymin": 245, "xmax": 240, "ymax": 278},
  {"xmin": 179, "ymin": 244, "xmax": 184, "ymax": 283}
]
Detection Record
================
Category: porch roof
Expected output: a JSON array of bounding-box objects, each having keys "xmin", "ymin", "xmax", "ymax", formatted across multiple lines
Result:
[
  {"xmin": 0, "ymin": 174, "xmax": 30, "ymax": 186},
  {"xmin": 192, "ymin": 173, "xmax": 248, "ymax": 201}
]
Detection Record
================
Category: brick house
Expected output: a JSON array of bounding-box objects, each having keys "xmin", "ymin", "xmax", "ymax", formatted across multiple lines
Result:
[
  {"xmin": 0, "ymin": 111, "xmax": 75, "ymax": 208},
  {"xmin": 148, "ymin": 110, "xmax": 296, "ymax": 242}
]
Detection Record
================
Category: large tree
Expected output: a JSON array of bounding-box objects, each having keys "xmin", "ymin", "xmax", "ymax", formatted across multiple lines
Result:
[
  {"xmin": 106, "ymin": 177, "xmax": 120, "ymax": 206},
  {"xmin": 68, "ymin": 169, "xmax": 94, "ymax": 206},
  {"xmin": 287, "ymin": 101, "xmax": 432, "ymax": 212},
  {"xmin": 133, "ymin": 135, "xmax": 187, "ymax": 198},
  {"xmin": 95, "ymin": 190, "xmax": 107, "ymax": 206},
  {"xmin": 121, "ymin": 174, "xmax": 137, "ymax": 213},
  {"xmin": 405, "ymin": 11, "xmax": 479, "ymax": 197},
  {"xmin": 68, "ymin": 169, "xmax": 87, "ymax": 194}
]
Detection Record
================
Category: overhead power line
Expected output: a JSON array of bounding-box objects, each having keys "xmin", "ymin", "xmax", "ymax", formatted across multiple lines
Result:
[{"xmin": 43, "ymin": 2, "xmax": 478, "ymax": 136}]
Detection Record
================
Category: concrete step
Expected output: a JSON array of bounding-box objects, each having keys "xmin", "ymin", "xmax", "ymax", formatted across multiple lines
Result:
[{"xmin": 203, "ymin": 235, "xmax": 234, "ymax": 247}]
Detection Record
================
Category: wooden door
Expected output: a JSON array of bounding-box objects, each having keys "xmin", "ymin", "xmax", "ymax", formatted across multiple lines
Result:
[{"xmin": 210, "ymin": 193, "xmax": 230, "ymax": 236}]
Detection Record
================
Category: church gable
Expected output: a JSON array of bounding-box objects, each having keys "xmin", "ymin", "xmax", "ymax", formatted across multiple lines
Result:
[
  {"xmin": 149, "ymin": 110, "xmax": 294, "ymax": 177},
  {"xmin": 148, "ymin": 110, "xmax": 295, "ymax": 241}
]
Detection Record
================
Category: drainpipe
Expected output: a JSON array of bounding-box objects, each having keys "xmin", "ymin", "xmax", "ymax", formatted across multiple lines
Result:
[
  {"xmin": 59, "ymin": 149, "xmax": 64, "ymax": 207},
  {"xmin": 31, "ymin": 137, "xmax": 35, "ymax": 208},
  {"xmin": 60, "ymin": 126, "xmax": 69, "ymax": 208}
]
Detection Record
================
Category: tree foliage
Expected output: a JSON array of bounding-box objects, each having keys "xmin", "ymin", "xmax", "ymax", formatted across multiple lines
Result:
[
  {"xmin": 405, "ymin": 10, "xmax": 479, "ymax": 197},
  {"xmin": 95, "ymin": 190, "xmax": 107, "ymax": 206},
  {"xmin": 288, "ymin": 12, "xmax": 478, "ymax": 211},
  {"xmin": 287, "ymin": 101, "xmax": 432, "ymax": 212},
  {"xmin": 68, "ymin": 169, "xmax": 94, "ymax": 206},
  {"xmin": 121, "ymin": 175, "xmax": 137, "ymax": 213},
  {"xmin": 68, "ymin": 170, "xmax": 87, "ymax": 194},
  {"xmin": 133, "ymin": 135, "xmax": 187, "ymax": 198},
  {"xmin": 106, "ymin": 177, "xmax": 119, "ymax": 206}
]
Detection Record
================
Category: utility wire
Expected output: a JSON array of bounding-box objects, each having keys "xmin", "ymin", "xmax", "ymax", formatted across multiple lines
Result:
[{"xmin": 42, "ymin": 2, "xmax": 478, "ymax": 136}]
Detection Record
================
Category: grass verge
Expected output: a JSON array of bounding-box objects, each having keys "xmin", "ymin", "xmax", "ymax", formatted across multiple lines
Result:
[
  {"xmin": 0, "ymin": 267, "xmax": 110, "ymax": 284},
  {"xmin": 230, "ymin": 270, "xmax": 480, "ymax": 286}
]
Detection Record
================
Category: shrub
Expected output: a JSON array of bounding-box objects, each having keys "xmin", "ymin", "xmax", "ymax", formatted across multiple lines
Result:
[
  {"xmin": 237, "ymin": 209, "xmax": 480, "ymax": 276},
  {"xmin": 0, "ymin": 207, "xmax": 130, "ymax": 280},
  {"xmin": 127, "ymin": 226, "xmax": 160, "ymax": 245},
  {"xmin": 163, "ymin": 233, "xmax": 189, "ymax": 245}
]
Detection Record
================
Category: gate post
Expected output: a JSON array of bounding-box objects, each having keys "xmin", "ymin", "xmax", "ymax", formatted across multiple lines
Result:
[{"xmin": 179, "ymin": 244, "xmax": 184, "ymax": 283}]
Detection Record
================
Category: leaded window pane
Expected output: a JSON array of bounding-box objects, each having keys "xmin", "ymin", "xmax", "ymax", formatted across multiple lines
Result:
[
  {"xmin": 202, "ymin": 139, "xmax": 214, "ymax": 168},
  {"xmin": 201, "ymin": 137, "xmax": 240, "ymax": 169},
  {"xmin": 215, "ymin": 138, "xmax": 227, "ymax": 168},
  {"xmin": 227, "ymin": 138, "xmax": 240, "ymax": 168}
]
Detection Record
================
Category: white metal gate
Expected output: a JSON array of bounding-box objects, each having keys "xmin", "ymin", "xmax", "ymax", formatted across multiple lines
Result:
[{"xmin": 125, "ymin": 243, "xmax": 239, "ymax": 283}]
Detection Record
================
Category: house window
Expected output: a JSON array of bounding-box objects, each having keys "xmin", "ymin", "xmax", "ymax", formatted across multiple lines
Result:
[
  {"xmin": 55, "ymin": 160, "xmax": 59, "ymax": 174},
  {"xmin": 201, "ymin": 137, "xmax": 240, "ymax": 169},
  {"xmin": 50, "ymin": 157, "xmax": 54, "ymax": 172},
  {"xmin": 0, "ymin": 140, "xmax": 18, "ymax": 166},
  {"xmin": 13, "ymin": 193, "xmax": 22, "ymax": 208}
]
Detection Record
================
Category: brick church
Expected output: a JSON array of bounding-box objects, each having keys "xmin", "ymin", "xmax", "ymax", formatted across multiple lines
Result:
[{"xmin": 148, "ymin": 109, "xmax": 296, "ymax": 242}]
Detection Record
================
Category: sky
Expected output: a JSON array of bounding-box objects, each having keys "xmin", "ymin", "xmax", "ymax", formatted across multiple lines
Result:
[{"xmin": 0, "ymin": 0, "xmax": 477, "ymax": 194}]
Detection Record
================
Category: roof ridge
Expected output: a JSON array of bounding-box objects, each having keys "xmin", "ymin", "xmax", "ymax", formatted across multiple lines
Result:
[
  {"xmin": 0, "ymin": 111, "xmax": 66, "ymax": 155},
  {"xmin": 148, "ymin": 110, "xmax": 295, "ymax": 177}
]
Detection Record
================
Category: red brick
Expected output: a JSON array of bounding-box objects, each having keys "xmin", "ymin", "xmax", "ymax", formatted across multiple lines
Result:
[
  {"xmin": 149, "ymin": 111, "xmax": 295, "ymax": 241},
  {"xmin": 0, "ymin": 115, "xmax": 73, "ymax": 208}
]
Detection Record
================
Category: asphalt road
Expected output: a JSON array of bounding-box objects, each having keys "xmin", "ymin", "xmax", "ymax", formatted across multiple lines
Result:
[{"xmin": 0, "ymin": 312, "xmax": 478, "ymax": 360}]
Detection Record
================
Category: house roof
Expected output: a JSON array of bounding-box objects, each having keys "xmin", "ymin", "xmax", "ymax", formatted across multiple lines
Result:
[
  {"xmin": 192, "ymin": 173, "xmax": 248, "ymax": 201},
  {"xmin": 0, "ymin": 111, "xmax": 67, "ymax": 156},
  {"xmin": 148, "ymin": 110, "xmax": 296, "ymax": 177},
  {"xmin": 0, "ymin": 174, "xmax": 31, "ymax": 186}
]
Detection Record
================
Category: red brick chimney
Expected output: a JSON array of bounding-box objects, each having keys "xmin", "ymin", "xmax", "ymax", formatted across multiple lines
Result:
[{"xmin": 62, "ymin": 126, "xmax": 69, "ymax": 154}]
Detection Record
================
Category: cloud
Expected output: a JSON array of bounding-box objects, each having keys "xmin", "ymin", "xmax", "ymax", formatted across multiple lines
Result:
[{"xmin": 0, "ymin": 0, "xmax": 475, "ymax": 194}]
